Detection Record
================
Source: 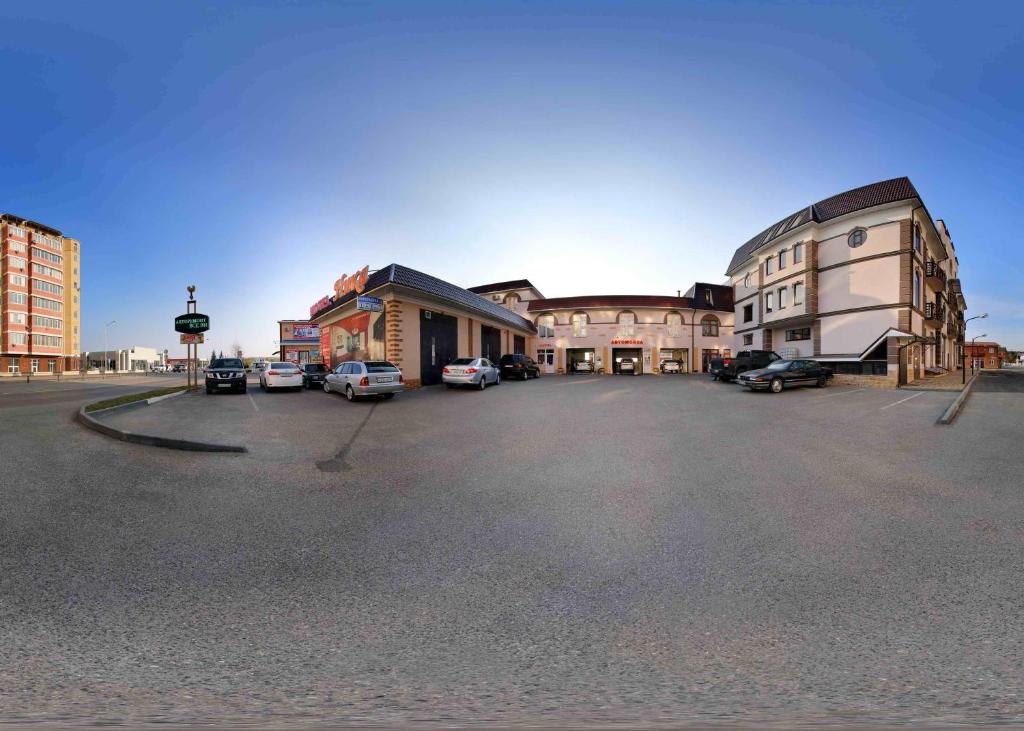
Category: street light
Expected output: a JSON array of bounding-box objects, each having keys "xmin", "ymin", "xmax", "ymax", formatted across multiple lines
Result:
[
  {"xmin": 104, "ymin": 320, "xmax": 116, "ymax": 376},
  {"xmin": 970, "ymin": 333, "xmax": 988, "ymax": 376},
  {"xmin": 962, "ymin": 313, "xmax": 988, "ymax": 384}
]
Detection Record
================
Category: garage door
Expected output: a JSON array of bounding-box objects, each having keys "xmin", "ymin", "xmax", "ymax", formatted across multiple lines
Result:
[
  {"xmin": 420, "ymin": 310, "xmax": 459, "ymax": 386},
  {"xmin": 481, "ymin": 325, "xmax": 501, "ymax": 362}
]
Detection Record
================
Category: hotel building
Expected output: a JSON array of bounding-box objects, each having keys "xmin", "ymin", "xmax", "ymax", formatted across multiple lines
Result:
[
  {"xmin": 1, "ymin": 214, "xmax": 80, "ymax": 374},
  {"xmin": 725, "ymin": 178, "xmax": 966, "ymax": 386}
]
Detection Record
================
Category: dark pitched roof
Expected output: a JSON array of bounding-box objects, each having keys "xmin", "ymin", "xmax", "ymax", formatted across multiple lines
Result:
[
  {"xmin": 528, "ymin": 295, "xmax": 691, "ymax": 311},
  {"xmin": 312, "ymin": 264, "xmax": 535, "ymax": 332},
  {"xmin": 467, "ymin": 279, "xmax": 536, "ymax": 295},
  {"xmin": 726, "ymin": 177, "xmax": 920, "ymax": 274}
]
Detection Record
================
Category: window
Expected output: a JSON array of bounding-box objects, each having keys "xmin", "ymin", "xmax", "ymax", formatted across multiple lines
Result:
[
  {"xmin": 9, "ymin": 332, "xmax": 28, "ymax": 346},
  {"xmin": 667, "ymin": 312, "xmax": 682, "ymax": 337},
  {"xmin": 704, "ymin": 290, "xmax": 713, "ymax": 306},
  {"xmin": 793, "ymin": 242, "xmax": 803, "ymax": 263},
  {"xmin": 33, "ymin": 315, "xmax": 62, "ymax": 329},
  {"xmin": 30, "ymin": 359, "xmax": 39, "ymax": 373},
  {"xmin": 743, "ymin": 272, "xmax": 752, "ymax": 288},
  {"xmin": 618, "ymin": 312, "xmax": 636, "ymax": 337},
  {"xmin": 32, "ymin": 334, "xmax": 63, "ymax": 347},
  {"xmin": 779, "ymin": 249, "xmax": 787, "ymax": 269},
  {"xmin": 30, "ymin": 247, "xmax": 62, "ymax": 264},
  {"xmin": 9, "ymin": 255, "xmax": 27, "ymax": 269},
  {"xmin": 786, "ymin": 328, "xmax": 811, "ymax": 341},
  {"xmin": 743, "ymin": 304, "xmax": 753, "ymax": 323},
  {"xmin": 6, "ymin": 224, "xmax": 26, "ymax": 238},
  {"xmin": 49, "ymin": 360, "xmax": 56, "ymax": 373},
  {"xmin": 765, "ymin": 256, "xmax": 774, "ymax": 275},
  {"xmin": 778, "ymin": 287, "xmax": 788, "ymax": 309},
  {"xmin": 9, "ymin": 292, "xmax": 27, "ymax": 305},
  {"xmin": 832, "ymin": 361, "xmax": 888, "ymax": 376},
  {"xmin": 8, "ymin": 240, "xmax": 27, "ymax": 254},
  {"xmin": 73, "ymin": 326, "xmax": 78, "ymax": 335},
  {"xmin": 913, "ymin": 223, "xmax": 922, "ymax": 252},
  {"xmin": 31, "ymin": 296, "xmax": 62, "ymax": 312},
  {"xmin": 9, "ymin": 274, "xmax": 26, "ymax": 286},
  {"xmin": 765, "ymin": 292, "xmax": 774, "ymax": 313},
  {"xmin": 848, "ymin": 228, "xmax": 867, "ymax": 248},
  {"xmin": 537, "ymin": 314, "xmax": 555, "ymax": 338},
  {"xmin": 701, "ymin": 315, "xmax": 720, "ymax": 337},
  {"xmin": 503, "ymin": 293, "xmax": 520, "ymax": 308},
  {"xmin": 793, "ymin": 282, "xmax": 804, "ymax": 306},
  {"xmin": 32, "ymin": 262, "xmax": 62, "ymax": 279},
  {"xmin": 9, "ymin": 312, "xmax": 26, "ymax": 325},
  {"xmin": 743, "ymin": 333, "xmax": 753, "ymax": 346},
  {"xmin": 913, "ymin": 270, "xmax": 921, "ymax": 309},
  {"xmin": 7, "ymin": 360, "xmax": 19, "ymax": 374},
  {"xmin": 33, "ymin": 280, "xmax": 63, "ymax": 296},
  {"xmin": 571, "ymin": 313, "xmax": 587, "ymax": 338}
]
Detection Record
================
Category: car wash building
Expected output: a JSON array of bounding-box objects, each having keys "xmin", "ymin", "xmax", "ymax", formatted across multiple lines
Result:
[{"xmin": 309, "ymin": 264, "xmax": 536, "ymax": 388}]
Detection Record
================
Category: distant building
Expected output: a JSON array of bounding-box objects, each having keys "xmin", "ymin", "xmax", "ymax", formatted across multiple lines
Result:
[
  {"xmin": 964, "ymin": 341, "xmax": 1004, "ymax": 370},
  {"xmin": 83, "ymin": 346, "xmax": 165, "ymax": 372}
]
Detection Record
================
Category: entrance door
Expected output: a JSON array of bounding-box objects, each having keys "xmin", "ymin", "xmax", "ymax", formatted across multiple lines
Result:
[
  {"xmin": 420, "ymin": 310, "xmax": 459, "ymax": 386},
  {"xmin": 537, "ymin": 349, "xmax": 555, "ymax": 374},
  {"xmin": 481, "ymin": 325, "xmax": 502, "ymax": 362},
  {"xmin": 702, "ymin": 349, "xmax": 720, "ymax": 373},
  {"xmin": 513, "ymin": 334, "xmax": 526, "ymax": 355}
]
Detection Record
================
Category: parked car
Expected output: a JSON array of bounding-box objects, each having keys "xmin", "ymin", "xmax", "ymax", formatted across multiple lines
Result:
[
  {"xmin": 660, "ymin": 359, "xmax": 683, "ymax": 374},
  {"xmin": 499, "ymin": 353, "xmax": 540, "ymax": 380},
  {"xmin": 301, "ymin": 363, "xmax": 329, "ymax": 389},
  {"xmin": 709, "ymin": 350, "xmax": 781, "ymax": 381},
  {"xmin": 618, "ymin": 358, "xmax": 637, "ymax": 374},
  {"xmin": 570, "ymin": 360, "xmax": 595, "ymax": 374},
  {"xmin": 324, "ymin": 360, "xmax": 404, "ymax": 401},
  {"xmin": 150, "ymin": 364, "xmax": 168, "ymax": 373},
  {"xmin": 443, "ymin": 358, "xmax": 500, "ymax": 390},
  {"xmin": 205, "ymin": 357, "xmax": 247, "ymax": 394},
  {"xmin": 253, "ymin": 361, "xmax": 269, "ymax": 374},
  {"xmin": 259, "ymin": 362, "xmax": 303, "ymax": 391},
  {"xmin": 738, "ymin": 359, "xmax": 833, "ymax": 393},
  {"xmin": 172, "ymin": 363, "xmax": 186, "ymax": 373}
]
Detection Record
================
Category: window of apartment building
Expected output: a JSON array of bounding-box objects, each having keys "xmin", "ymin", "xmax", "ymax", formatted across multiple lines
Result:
[
  {"xmin": 778, "ymin": 287, "xmax": 788, "ymax": 309},
  {"xmin": 743, "ymin": 272, "xmax": 752, "ymax": 288},
  {"xmin": 73, "ymin": 326, "xmax": 78, "ymax": 335},
  {"xmin": 913, "ymin": 270, "xmax": 922, "ymax": 309},
  {"xmin": 9, "ymin": 292, "xmax": 27, "ymax": 305},
  {"xmin": 793, "ymin": 242, "xmax": 803, "ymax": 264},
  {"xmin": 571, "ymin": 313, "xmax": 588, "ymax": 338},
  {"xmin": 33, "ymin": 280, "xmax": 63, "ymax": 296},
  {"xmin": 618, "ymin": 312, "xmax": 636, "ymax": 337},
  {"xmin": 667, "ymin": 312, "xmax": 682, "ymax": 337},
  {"xmin": 8, "ymin": 240, "xmax": 27, "ymax": 254},
  {"xmin": 743, "ymin": 303, "xmax": 753, "ymax": 323},
  {"xmin": 32, "ymin": 315, "xmax": 62, "ymax": 329},
  {"xmin": 765, "ymin": 292, "xmax": 774, "ymax": 313},
  {"xmin": 30, "ymin": 359, "xmax": 39, "ymax": 373},
  {"xmin": 10, "ymin": 332, "xmax": 28, "ymax": 346},
  {"xmin": 779, "ymin": 249, "xmax": 787, "ymax": 269},
  {"xmin": 786, "ymin": 328, "xmax": 811, "ymax": 341},
  {"xmin": 7, "ymin": 225, "xmax": 26, "ymax": 238},
  {"xmin": 913, "ymin": 223, "xmax": 922, "ymax": 253},
  {"xmin": 9, "ymin": 274, "xmax": 27, "ymax": 286},
  {"xmin": 30, "ymin": 247, "xmax": 62, "ymax": 264},
  {"xmin": 701, "ymin": 315, "xmax": 720, "ymax": 337},
  {"xmin": 73, "ymin": 295, "xmax": 78, "ymax": 304},
  {"xmin": 793, "ymin": 282, "xmax": 804, "ymax": 306},
  {"xmin": 9, "ymin": 255, "xmax": 27, "ymax": 270},
  {"xmin": 9, "ymin": 312, "xmax": 26, "ymax": 325},
  {"xmin": 31, "ymin": 334, "xmax": 62, "ymax": 348},
  {"xmin": 537, "ymin": 314, "xmax": 555, "ymax": 338},
  {"xmin": 7, "ymin": 360, "xmax": 19, "ymax": 374},
  {"xmin": 848, "ymin": 228, "xmax": 867, "ymax": 248},
  {"xmin": 49, "ymin": 360, "xmax": 56, "ymax": 373},
  {"xmin": 742, "ymin": 333, "xmax": 753, "ymax": 346},
  {"xmin": 765, "ymin": 256, "xmax": 774, "ymax": 275},
  {"xmin": 31, "ymin": 262, "xmax": 62, "ymax": 280}
]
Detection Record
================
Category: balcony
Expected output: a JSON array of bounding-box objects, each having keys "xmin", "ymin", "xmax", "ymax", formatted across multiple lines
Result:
[
  {"xmin": 925, "ymin": 301, "xmax": 945, "ymax": 327},
  {"xmin": 925, "ymin": 260, "xmax": 947, "ymax": 290}
]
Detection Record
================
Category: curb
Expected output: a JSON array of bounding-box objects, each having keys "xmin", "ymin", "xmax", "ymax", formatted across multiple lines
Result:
[
  {"xmin": 937, "ymin": 373, "xmax": 979, "ymax": 425},
  {"xmin": 76, "ymin": 391, "xmax": 247, "ymax": 453}
]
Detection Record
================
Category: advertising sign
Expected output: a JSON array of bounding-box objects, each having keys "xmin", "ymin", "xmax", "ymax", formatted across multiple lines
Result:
[
  {"xmin": 357, "ymin": 295, "xmax": 384, "ymax": 312},
  {"xmin": 286, "ymin": 349, "xmax": 299, "ymax": 362},
  {"xmin": 291, "ymin": 323, "xmax": 320, "ymax": 340},
  {"xmin": 179, "ymin": 333, "xmax": 205, "ymax": 344},
  {"xmin": 174, "ymin": 313, "xmax": 211, "ymax": 334},
  {"xmin": 610, "ymin": 338, "xmax": 644, "ymax": 346}
]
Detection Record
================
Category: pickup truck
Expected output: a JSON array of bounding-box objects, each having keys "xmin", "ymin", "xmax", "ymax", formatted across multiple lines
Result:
[{"xmin": 709, "ymin": 350, "xmax": 781, "ymax": 382}]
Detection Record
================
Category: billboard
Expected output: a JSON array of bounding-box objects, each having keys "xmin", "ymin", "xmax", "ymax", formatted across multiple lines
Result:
[{"xmin": 320, "ymin": 309, "xmax": 386, "ymax": 369}]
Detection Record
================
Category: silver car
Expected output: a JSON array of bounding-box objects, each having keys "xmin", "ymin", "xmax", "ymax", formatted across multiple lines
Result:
[
  {"xmin": 324, "ymin": 360, "xmax": 404, "ymax": 401},
  {"xmin": 442, "ymin": 358, "xmax": 500, "ymax": 390}
]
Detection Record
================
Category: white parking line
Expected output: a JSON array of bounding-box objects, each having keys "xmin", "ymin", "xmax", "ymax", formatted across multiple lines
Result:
[
  {"xmin": 247, "ymin": 391, "xmax": 260, "ymax": 412},
  {"xmin": 814, "ymin": 387, "xmax": 866, "ymax": 399},
  {"xmin": 880, "ymin": 391, "xmax": 924, "ymax": 410}
]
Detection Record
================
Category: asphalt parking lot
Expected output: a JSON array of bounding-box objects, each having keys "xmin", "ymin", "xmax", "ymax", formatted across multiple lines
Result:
[{"xmin": 3, "ymin": 370, "xmax": 1024, "ymax": 726}]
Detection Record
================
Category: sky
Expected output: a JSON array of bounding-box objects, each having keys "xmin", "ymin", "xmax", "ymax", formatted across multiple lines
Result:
[{"xmin": 1, "ymin": 0, "xmax": 1022, "ymax": 357}]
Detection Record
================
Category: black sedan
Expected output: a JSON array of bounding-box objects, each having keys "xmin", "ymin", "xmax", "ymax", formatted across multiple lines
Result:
[
  {"xmin": 737, "ymin": 359, "xmax": 832, "ymax": 393},
  {"xmin": 301, "ymin": 363, "xmax": 329, "ymax": 389}
]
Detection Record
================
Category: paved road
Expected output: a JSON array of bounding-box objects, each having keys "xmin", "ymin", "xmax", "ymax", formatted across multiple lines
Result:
[
  {"xmin": 2, "ymin": 374, "xmax": 1024, "ymax": 726},
  {"xmin": 973, "ymin": 368, "xmax": 1024, "ymax": 392},
  {"xmin": 0, "ymin": 374, "xmax": 190, "ymax": 410}
]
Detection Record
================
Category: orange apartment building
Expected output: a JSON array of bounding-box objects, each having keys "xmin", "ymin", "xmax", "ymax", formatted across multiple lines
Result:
[
  {"xmin": 964, "ymin": 341, "xmax": 1004, "ymax": 370},
  {"xmin": 1, "ymin": 214, "xmax": 81, "ymax": 375}
]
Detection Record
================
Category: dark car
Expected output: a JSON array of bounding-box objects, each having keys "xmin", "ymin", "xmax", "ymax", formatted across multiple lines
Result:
[
  {"xmin": 709, "ymin": 350, "xmax": 781, "ymax": 381},
  {"xmin": 301, "ymin": 363, "xmax": 329, "ymax": 389},
  {"xmin": 205, "ymin": 357, "xmax": 247, "ymax": 394},
  {"xmin": 499, "ymin": 353, "xmax": 540, "ymax": 380},
  {"xmin": 738, "ymin": 359, "xmax": 833, "ymax": 393}
]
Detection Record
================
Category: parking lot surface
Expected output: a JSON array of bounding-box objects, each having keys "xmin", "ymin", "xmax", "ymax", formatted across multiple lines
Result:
[{"xmin": 3, "ymin": 371, "xmax": 1024, "ymax": 726}]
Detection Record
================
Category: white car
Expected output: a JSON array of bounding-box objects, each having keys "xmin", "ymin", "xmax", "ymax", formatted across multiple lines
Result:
[
  {"xmin": 259, "ymin": 362, "xmax": 303, "ymax": 391},
  {"xmin": 442, "ymin": 358, "xmax": 500, "ymax": 390},
  {"xmin": 324, "ymin": 360, "xmax": 404, "ymax": 401}
]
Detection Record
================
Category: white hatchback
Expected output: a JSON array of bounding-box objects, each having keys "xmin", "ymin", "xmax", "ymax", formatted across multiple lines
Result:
[{"xmin": 259, "ymin": 362, "xmax": 303, "ymax": 391}]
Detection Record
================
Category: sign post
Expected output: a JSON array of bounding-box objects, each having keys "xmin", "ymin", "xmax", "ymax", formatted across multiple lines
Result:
[{"xmin": 175, "ymin": 286, "xmax": 210, "ymax": 390}]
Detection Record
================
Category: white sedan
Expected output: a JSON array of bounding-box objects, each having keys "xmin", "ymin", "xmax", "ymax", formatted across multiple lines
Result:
[{"xmin": 259, "ymin": 362, "xmax": 303, "ymax": 391}]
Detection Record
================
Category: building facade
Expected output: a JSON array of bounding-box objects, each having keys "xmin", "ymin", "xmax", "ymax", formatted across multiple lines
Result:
[
  {"xmin": 278, "ymin": 320, "xmax": 322, "ymax": 364},
  {"xmin": 1, "ymin": 214, "xmax": 80, "ymax": 375},
  {"xmin": 726, "ymin": 178, "xmax": 966, "ymax": 386},
  {"xmin": 964, "ymin": 342, "xmax": 1004, "ymax": 370},
  {"xmin": 469, "ymin": 281, "xmax": 735, "ymax": 374},
  {"xmin": 83, "ymin": 346, "xmax": 164, "ymax": 372}
]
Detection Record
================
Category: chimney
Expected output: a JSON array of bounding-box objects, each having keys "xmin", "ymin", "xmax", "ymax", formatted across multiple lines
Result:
[{"xmin": 677, "ymin": 290, "xmax": 681, "ymax": 298}]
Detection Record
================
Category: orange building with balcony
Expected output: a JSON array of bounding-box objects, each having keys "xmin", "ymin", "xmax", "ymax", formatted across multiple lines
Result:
[{"xmin": 1, "ymin": 214, "xmax": 81, "ymax": 375}]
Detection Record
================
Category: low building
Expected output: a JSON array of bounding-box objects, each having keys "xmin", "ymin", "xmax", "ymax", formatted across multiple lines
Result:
[
  {"xmin": 277, "ymin": 320, "xmax": 322, "ymax": 364},
  {"xmin": 470, "ymin": 280, "xmax": 735, "ymax": 374},
  {"xmin": 83, "ymin": 346, "xmax": 164, "ymax": 372},
  {"xmin": 965, "ymin": 341, "xmax": 1003, "ymax": 370},
  {"xmin": 725, "ymin": 177, "xmax": 967, "ymax": 387}
]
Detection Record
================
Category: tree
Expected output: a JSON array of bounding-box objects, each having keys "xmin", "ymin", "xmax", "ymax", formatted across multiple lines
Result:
[{"xmin": 231, "ymin": 341, "xmax": 243, "ymax": 359}]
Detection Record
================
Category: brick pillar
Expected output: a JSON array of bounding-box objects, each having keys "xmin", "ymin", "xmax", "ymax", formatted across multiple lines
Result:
[
  {"xmin": 385, "ymin": 299, "xmax": 405, "ymax": 372},
  {"xmin": 603, "ymin": 346, "xmax": 610, "ymax": 375}
]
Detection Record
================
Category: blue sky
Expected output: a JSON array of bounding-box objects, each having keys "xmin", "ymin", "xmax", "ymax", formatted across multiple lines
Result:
[{"xmin": 2, "ymin": 0, "xmax": 1022, "ymax": 356}]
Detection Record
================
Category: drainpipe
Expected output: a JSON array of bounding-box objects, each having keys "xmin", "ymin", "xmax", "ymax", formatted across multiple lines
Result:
[{"xmin": 690, "ymin": 308, "xmax": 697, "ymax": 373}]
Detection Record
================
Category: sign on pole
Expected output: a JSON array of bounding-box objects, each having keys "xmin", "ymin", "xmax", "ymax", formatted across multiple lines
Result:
[
  {"xmin": 175, "ymin": 313, "xmax": 211, "ymax": 334},
  {"xmin": 180, "ymin": 333, "xmax": 205, "ymax": 344}
]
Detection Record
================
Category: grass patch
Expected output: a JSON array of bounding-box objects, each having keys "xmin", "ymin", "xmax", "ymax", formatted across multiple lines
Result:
[{"xmin": 85, "ymin": 385, "xmax": 189, "ymax": 412}]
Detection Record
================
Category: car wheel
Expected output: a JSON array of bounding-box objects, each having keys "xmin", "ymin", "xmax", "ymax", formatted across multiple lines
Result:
[
  {"xmin": 260, "ymin": 380, "xmax": 266, "ymax": 391},
  {"xmin": 323, "ymin": 381, "xmax": 331, "ymax": 393},
  {"xmin": 770, "ymin": 377, "xmax": 784, "ymax": 393},
  {"xmin": 816, "ymin": 375, "xmax": 828, "ymax": 388},
  {"xmin": 495, "ymin": 373, "xmax": 500, "ymax": 385},
  {"xmin": 521, "ymin": 371, "xmax": 528, "ymax": 381},
  {"xmin": 478, "ymin": 375, "xmax": 487, "ymax": 390},
  {"xmin": 345, "ymin": 384, "xmax": 355, "ymax": 401}
]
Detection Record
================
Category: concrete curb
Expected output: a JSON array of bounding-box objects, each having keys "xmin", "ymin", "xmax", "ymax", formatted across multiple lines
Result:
[
  {"xmin": 938, "ymin": 373, "xmax": 979, "ymax": 425},
  {"xmin": 76, "ymin": 390, "xmax": 247, "ymax": 453}
]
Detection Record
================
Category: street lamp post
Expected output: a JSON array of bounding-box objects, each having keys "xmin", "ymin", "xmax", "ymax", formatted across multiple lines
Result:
[
  {"xmin": 963, "ymin": 313, "xmax": 988, "ymax": 384},
  {"xmin": 103, "ymin": 320, "xmax": 117, "ymax": 377},
  {"xmin": 970, "ymin": 333, "xmax": 987, "ymax": 376}
]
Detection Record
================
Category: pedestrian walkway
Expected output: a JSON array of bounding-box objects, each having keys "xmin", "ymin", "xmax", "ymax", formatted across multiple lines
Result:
[{"xmin": 904, "ymin": 368, "xmax": 967, "ymax": 391}]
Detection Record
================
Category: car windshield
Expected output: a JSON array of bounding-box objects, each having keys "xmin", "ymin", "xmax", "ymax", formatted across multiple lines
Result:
[
  {"xmin": 211, "ymin": 359, "xmax": 243, "ymax": 369},
  {"xmin": 766, "ymin": 361, "xmax": 792, "ymax": 370},
  {"xmin": 365, "ymin": 361, "xmax": 399, "ymax": 373},
  {"xmin": 449, "ymin": 358, "xmax": 475, "ymax": 365}
]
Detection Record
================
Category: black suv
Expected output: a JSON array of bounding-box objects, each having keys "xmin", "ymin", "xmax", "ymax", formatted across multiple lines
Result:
[
  {"xmin": 205, "ymin": 358, "xmax": 247, "ymax": 394},
  {"xmin": 499, "ymin": 353, "xmax": 540, "ymax": 380},
  {"xmin": 301, "ymin": 363, "xmax": 329, "ymax": 389}
]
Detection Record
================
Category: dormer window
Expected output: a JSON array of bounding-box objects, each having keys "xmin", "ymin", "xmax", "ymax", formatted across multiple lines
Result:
[{"xmin": 705, "ymin": 290, "xmax": 713, "ymax": 306}]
